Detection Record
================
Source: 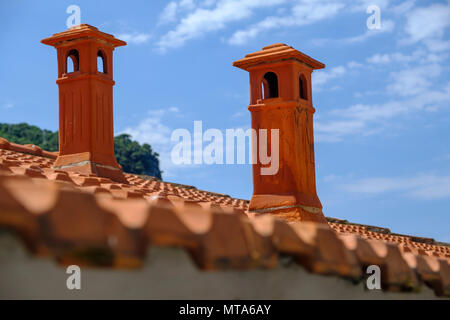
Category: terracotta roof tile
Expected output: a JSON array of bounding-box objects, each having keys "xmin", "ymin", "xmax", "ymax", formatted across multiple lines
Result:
[{"xmin": 0, "ymin": 139, "xmax": 449, "ymax": 297}]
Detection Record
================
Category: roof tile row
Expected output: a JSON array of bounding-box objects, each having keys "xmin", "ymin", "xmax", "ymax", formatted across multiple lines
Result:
[
  {"xmin": 0, "ymin": 139, "xmax": 449, "ymax": 297},
  {"xmin": 0, "ymin": 171, "xmax": 449, "ymax": 296},
  {"xmin": 1, "ymin": 143, "xmax": 448, "ymax": 259}
]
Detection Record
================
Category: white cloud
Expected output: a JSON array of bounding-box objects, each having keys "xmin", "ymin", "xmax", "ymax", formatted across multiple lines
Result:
[
  {"xmin": 228, "ymin": 0, "xmax": 345, "ymax": 45},
  {"xmin": 367, "ymin": 53, "xmax": 391, "ymax": 64},
  {"xmin": 366, "ymin": 49, "xmax": 448, "ymax": 68},
  {"xmin": 315, "ymin": 119, "xmax": 367, "ymax": 142},
  {"xmin": 122, "ymin": 109, "xmax": 172, "ymax": 145},
  {"xmin": 390, "ymin": 0, "xmax": 416, "ymax": 15},
  {"xmin": 311, "ymin": 7, "xmax": 395, "ymax": 47},
  {"xmin": 312, "ymin": 15, "xmax": 449, "ymax": 140},
  {"xmin": 154, "ymin": 0, "xmax": 403, "ymax": 50},
  {"xmin": 159, "ymin": 2, "xmax": 179, "ymax": 25},
  {"xmin": 366, "ymin": 50, "xmax": 426, "ymax": 64},
  {"xmin": 387, "ymin": 63, "xmax": 441, "ymax": 97},
  {"xmin": 404, "ymin": 3, "xmax": 450, "ymax": 44},
  {"xmin": 341, "ymin": 173, "xmax": 450, "ymax": 200},
  {"xmin": 232, "ymin": 111, "xmax": 246, "ymax": 118},
  {"xmin": 180, "ymin": 0, "xmax": 196, "ymax": 10},
  {"xmin": 344, "ymin": 19, "xmax": 395, "ymax": 43},
  {"xmin": 121, "ymin": 107, "xmax": 183, "ymax": 177},
  {"xmin": 156, "ymin": 0, "xmax": 286, "ymax": 52},
  {"xmin": 348, "ymin": 0, "xmax": 390, "ymax": 12},
  {"xmin": 347, "ymin": 61, "xmax": 363, "ymax": 69},
  {"xmin": 312, "ymin": 65, "xmax": 346, "ymax": 91},
  {"xmin": 202, "ymin": 0, "xmax": 216, "ymax": 7},
  {"xmin": 315, "ymin": 81, "xmax": 450, "ymax": 142},
  {"xmin": 315, "ymin": 49, "xmax": 449, "ymax": 142},
  {"xmin": 117, "ymin": 33, "xmax": 151, "ymax": 44},
  {"xmin": 423, "ymin": 39, "xmax": 450, "ymax": 53},
  {"xmin": 158, "ymin": 0, "xmax": 197, "ymax": 25},
  {"xmin": 400, "ymin": 3, "xmax": 450, "ymax": 53}
]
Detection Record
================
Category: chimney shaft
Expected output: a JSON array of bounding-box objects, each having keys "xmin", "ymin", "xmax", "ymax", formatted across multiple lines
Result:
[
  {"xmin": 233, "ymin": 43, "xmax": 327, "ymax": 223},
  {"xmin": 42, "ymin": 24, "xmax": 127, "ymax": 183}
]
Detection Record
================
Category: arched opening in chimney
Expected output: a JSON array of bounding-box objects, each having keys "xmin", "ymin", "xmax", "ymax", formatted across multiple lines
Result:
[
  {"xmin": 97, "ymin": 50, "xmax": 106, "ymax": 73},
  {"xmin": 262, "ymin": 72, "xmax": 279, "ymax": 99},
  {"xmin": 299, "ymin": 74, "xmax": 308, "ymax": 100},
  {"xmin": 66, "ymin": 49, "xmax": 79, "ymax": 73}
]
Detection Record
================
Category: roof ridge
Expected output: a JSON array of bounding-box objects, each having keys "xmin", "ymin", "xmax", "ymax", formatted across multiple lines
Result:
[{"xmin": 0, "ymin": 137, "xmax": 57, "ymax": 159}]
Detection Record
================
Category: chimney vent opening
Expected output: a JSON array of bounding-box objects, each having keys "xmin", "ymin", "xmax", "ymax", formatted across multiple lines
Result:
[
  {"xmin": 299, "ymin": 74, "xmax": 308, "ymax": 100},
  {"xmin": 262, "ymin": 72, "xmax": 279, "ymax": 99},
  {"xmin": 66, "ymin": 49, "xmax": 79, "ymax": 73},
  {"xmin": 97, "ymin": 50, "xmax": 106, "ymax": 73}
]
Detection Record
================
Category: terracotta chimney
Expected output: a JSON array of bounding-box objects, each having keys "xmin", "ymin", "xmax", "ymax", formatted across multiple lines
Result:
[
  {"xmin": 41, "ymin": 24, "xmax": 127, "ymax": 183},
  {"xmin": 233, "ymin": 43, "xmax": 327, "ymax": 223}
]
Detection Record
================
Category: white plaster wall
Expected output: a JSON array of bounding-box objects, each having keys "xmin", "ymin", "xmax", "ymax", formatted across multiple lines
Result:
[{"xmin": 0, "ymin": 231, "xmax": 444, "ymax": 300}]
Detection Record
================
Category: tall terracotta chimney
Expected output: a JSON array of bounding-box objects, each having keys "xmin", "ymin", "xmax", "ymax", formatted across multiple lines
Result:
[
  {"xmin": 41, "ymin": 24, "xmax": 127, "ymax": 183},
  {"xmin": 233, "ymin": 43, "xmax": 327, "ymax": 223}
]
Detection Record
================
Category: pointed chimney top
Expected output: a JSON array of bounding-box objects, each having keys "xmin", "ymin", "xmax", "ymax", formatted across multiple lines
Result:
[
  {"xmin": 41, "ymin": 24, "xmax": 127, "ymax": 48},
  {"xmin": 233, "ymin": 43, "xmax": 325, "ymax": 71}
]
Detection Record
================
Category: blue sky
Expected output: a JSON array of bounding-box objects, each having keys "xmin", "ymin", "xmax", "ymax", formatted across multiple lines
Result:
[{"xmin": 1, "ymin": 0, "xmax": 449, "ymax": 241}]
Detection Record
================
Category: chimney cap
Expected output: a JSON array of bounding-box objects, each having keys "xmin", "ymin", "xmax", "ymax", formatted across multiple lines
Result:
[
  {"xmin": 233, "ymin": 43, "xmax": 325, "ymax": 71},
  {"xmin": 41, "ymin": 24, "xmax": 126, "ymax": 48}
]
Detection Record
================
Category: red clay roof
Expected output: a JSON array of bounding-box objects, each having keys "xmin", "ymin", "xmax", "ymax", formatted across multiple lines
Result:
[{"xmin": 0, "ymin": 138, "xmax": 449, "ymax": 297}]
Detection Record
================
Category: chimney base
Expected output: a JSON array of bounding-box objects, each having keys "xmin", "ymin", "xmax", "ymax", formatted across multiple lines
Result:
[
  {"xmin": 53, "ymin": 153, "xmax": 127, "ymax": 184},
  {"xmin": 251, "ymin": 206, "xmax": 328, "ymax": 224},
  {"xmin": 249, "ymin": 194, "xmax": 327, "ymax": 223}
]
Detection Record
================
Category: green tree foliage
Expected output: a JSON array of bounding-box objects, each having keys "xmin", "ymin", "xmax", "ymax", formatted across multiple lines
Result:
[
  {"xmin": 0, "ymin": 122, "xmax": 58, "ymax": 151},
  {"xmin": 0, "ymin": 123, "xmax": 162, "ymax": 179},
  {"xmin": 114, "ymin": 133, "xmax": 162, "ymax": 179}
]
